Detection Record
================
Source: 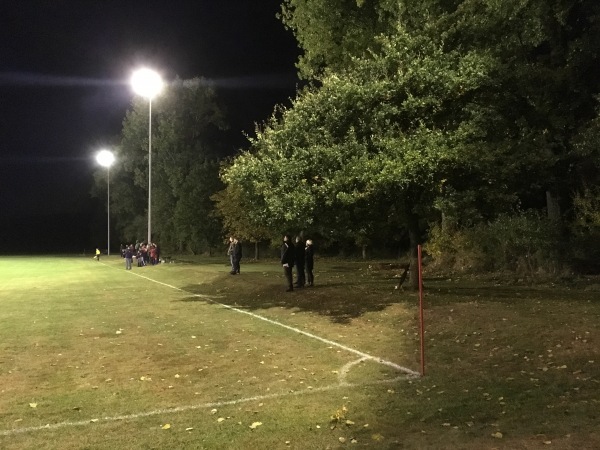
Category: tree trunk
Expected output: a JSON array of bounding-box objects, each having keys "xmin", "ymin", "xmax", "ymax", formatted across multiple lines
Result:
[
  {"xmin": 546, "ymin": 190, "xmax": 561, "ymax": 223},
  {"xmin": 362, "ymin": 244, "xmax": 367, "ymax": 259},
  {"xmin": 254, "ymin": 241, "xmax": 259, "ymax": 260}
]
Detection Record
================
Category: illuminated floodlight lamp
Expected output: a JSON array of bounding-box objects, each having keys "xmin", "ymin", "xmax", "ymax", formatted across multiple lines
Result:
[
  {"xmin": 96, "ymin": 149, "xmax": 115, "ymax": 255},
  {"xmin": 130, "ymin": 67, "xmax": 163, "ymax": 245}
]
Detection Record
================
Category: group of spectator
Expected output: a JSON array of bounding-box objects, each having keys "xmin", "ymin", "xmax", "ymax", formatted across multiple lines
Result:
[
  {"xmin": 281, "ymin": 235, "xmax": 314, "ymax": 292},
  {"xmin": 226, "ymin": 235, "xmax": 315, "ymax": 291},
  {"xmin": 120, "ymin": 241, "xmax": 161, "ymax": 270}
]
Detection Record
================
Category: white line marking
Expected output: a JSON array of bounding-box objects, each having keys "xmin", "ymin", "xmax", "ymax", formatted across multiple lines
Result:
[
  {"xmin": 1, "ymin": 376, "xmax": 408, "ymax": 437},
  {"xmin": 124, "ymin": 269, "xmax": 419, "ymax": 378},
  {"xmin": 0, "ymin": 262, "xmax": 419, "ymax": 438},
  {"xmin": 339, "ymin": 357, "xmax": 370, "ymax": 385}
]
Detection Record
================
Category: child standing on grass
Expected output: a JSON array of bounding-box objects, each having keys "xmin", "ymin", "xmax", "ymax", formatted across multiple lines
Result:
[{"xmin": 95, "ymin": 248, "xmax": 101, "ymax": 261}]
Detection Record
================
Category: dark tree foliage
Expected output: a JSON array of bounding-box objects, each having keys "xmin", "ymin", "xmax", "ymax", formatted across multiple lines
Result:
[{"xmin": 94, "ymin": 78, "xmax": 228, "ymax": 254}]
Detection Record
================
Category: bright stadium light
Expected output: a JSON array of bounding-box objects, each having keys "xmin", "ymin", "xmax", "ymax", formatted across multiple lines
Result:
[
  {"xmin": 130, "ymin": 67, "xmax": 163, "ymax": 245},
  {"xmin": 96, "ymin": 149, "xmax": 115, "ymax": 255}
]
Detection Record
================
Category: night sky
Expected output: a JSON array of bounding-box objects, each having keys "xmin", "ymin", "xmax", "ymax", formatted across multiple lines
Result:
[{"xmin": 0, "ymin": 1, "xmax": 299, "ymax": 252}]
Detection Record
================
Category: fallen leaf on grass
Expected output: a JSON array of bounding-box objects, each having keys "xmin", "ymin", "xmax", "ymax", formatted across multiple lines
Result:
[
  {"xmin": 185, "ymin": 427, "xmax": 194, "ymax": 431},
  {"xmin": 29, "ymin": 403, "xmax": 37, "ymax": 408},
  {"xmin": 217, "ymin": 418, "xmax": 225, "ymax": 423},
  {"xmin": 491, "ymin": 432, "xmax": 503, "ymax": 438},
  {"xmin": 90, "ymin": 419, "xmax": 99, "ymax": 423},
  {"xmin": 339, "ymin": 437, "xmax": 346, "ymax": 443},
  {"xmin": 161, "ymin": 424, "xmax": 171, "ymax": 430},
  {"xmin": 249, "ymin": 421, "xmax": 262, "ymax": 429},
  {"xmin": 372, "ymin": 434, "xmax": 384, "ymax": 441}
]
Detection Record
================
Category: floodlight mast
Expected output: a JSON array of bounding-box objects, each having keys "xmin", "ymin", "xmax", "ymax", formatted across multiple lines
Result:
[
  {"xmin": 96, "ymin": 149, "xmax": 115, "ymax": 255},
  {"xmin": 130, "ymin": 68, "xmax": 163, "ymax": 245}
]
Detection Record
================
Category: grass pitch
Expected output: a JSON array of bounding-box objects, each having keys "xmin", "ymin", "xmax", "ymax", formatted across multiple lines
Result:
[{"xmin": 0, "ymin": 255, "xmax": 599, "ymax": 449}]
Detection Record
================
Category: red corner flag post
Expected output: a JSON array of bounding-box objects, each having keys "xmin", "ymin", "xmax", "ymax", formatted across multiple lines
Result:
[{"xmin": 418, "ymin": 245, "xmax": 425, "ymax": 376}]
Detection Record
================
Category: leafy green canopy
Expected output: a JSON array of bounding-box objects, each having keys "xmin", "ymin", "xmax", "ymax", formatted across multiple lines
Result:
[{"xmin": 223, "ymin": 25, "xmax": 497, "ymax": 242}]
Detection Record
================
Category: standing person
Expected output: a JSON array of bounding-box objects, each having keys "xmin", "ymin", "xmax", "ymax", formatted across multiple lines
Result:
[
  {"xmin": 281, "ymin": 234, "xmax": 295, "ymax": 292},
  {"xmin": 150, "ymin": 244, "xmax": 158, "ymax": 265},
  {"xmin": 94, "ymin": 248, "xmax": 101, "ymax": 261},
  {"xmin": 141, "ymin": 244, "xmax": 149, "ymax": 266},
  {"xmin": 136, "ymin": 247, "xmax": 144, "ymax": 267},
  {"xmin": 124, "ymin": 245, "xmax": 133, "ymax": 270},
  {"xmin": 305, "ymin": 239, "xmax": 314, "ymax": 286},
  {"xmin": 227, "ymin": 237, "xmax": 235, "ymax": 273},
  {"xmin": 231, "ymin": 238, "xmax": 242, "ymax": 275},
  {"xmin": 294, "ymin": 236, "xmax": 306, "ymax": 288}
]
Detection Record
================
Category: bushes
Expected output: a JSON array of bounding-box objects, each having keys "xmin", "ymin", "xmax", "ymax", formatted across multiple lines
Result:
[
  {"xmin": 570, "ymin": 188, "xmax": 600, "ymax": 274},
  {"xmin": 426, "ymin": 211, "xmax": 562, "ymax": 275}
]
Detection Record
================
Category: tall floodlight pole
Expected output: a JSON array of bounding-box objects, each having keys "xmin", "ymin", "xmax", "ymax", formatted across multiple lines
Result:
[
  {"xmin": 130, "ymin": 68, "xmax": 163, "ymax": 245},
  {"xmin": 96, "ymin": 149, "xmax": 115, "ymax": 255}
]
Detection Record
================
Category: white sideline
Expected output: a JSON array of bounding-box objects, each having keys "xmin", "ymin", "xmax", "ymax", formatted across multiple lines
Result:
[
  {"xmin": 0, "ymin": 376, "xmax": 406, "ymax": 437},
  {"xmin": 127, "ymin": 269, "xmax": 419, "ymax": 378},
  {"xmin": 0, "ymin": 262, "xmax": 419, "ymax": 437}
]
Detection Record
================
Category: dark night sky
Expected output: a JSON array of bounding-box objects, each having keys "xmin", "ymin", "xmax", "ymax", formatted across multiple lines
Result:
[{"xmin": 0, "ymin": 1, "xmax": 299, "ymax": 251}]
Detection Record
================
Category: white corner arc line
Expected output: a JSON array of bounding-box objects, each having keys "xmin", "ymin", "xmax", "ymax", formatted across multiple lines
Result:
[{"xmin": 339, "ymin": 357, "xmax": 369, "ymax": 385}]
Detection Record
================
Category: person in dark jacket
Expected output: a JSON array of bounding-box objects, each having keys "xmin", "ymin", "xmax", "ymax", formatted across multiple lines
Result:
[
  {"xmin": 280, "ymin": 234, "xmax": 295, "ymax": 291},
  {"xmin": 124, "ymin": 245, "xmax": 133, "ymax": 270},
  {"xmin": 305, "ymin": 239, "xmax": 314, "ymax": 286},
  {"xmin": 294, "ymin": 236, "xmax": 306, "ymax": 287},
  {"xmin": 231, "ymin": 238, "xmax": 242, "ymax": 274}
]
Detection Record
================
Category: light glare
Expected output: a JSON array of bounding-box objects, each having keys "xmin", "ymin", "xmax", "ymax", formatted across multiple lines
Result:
[
  {"xmin": 131, "ymin": 68, "xmax": 163, "ymax": 99},
  {"xmin": 96, "ymin": 149, "xmax": 115, "ymax": 167}
]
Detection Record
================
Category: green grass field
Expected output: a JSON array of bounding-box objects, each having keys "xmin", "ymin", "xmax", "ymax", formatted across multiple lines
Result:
[{"xmin": 0, "ymin": 255, "xmax": 598, "ymax": 449}]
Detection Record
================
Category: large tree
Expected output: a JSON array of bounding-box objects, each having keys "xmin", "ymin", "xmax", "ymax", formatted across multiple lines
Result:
[
  {"xmin": 101, "ymin": 77, "xmax": 228, "ymax": 253},
  {"xmin": 223, "ymin": 24, "xmax": 498, "ymax": 285},
  {"xmin": 281, "ymin": 0, "xmax": 600, "ymax": 221}
]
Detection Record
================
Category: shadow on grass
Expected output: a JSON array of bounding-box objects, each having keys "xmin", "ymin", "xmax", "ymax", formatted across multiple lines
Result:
[
  {"xmin": 424, "ymin": 280, "xmax": 594, "ymax": 304},
  {"xmin": 176, "ymin": 271, "xmax": 411, "ymax": 324}
]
